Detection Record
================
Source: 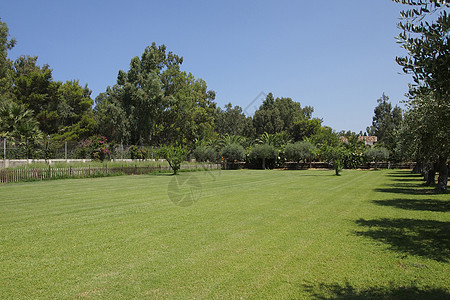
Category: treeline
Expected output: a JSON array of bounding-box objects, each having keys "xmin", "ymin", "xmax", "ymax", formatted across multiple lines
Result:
[{"xmin": 0, "ymin": 18, "xmax": 327, "ymax": 153}]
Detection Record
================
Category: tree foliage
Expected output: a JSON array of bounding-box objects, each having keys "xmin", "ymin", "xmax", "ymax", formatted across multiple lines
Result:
[
  {"xmin": 253, "ymin": 93, "xmax": 313, "ymax": 136},
  {"xmin": 215, "ymin": 103, "xmax": 254, "ymax": 137},
  {"xmin": 366, "ymin": 93, "xmax": 402, "ymax": 152},
  {"xmin": 162, "ymin": 144, "xmax": 188, "ymax": 175},
  {"xmin": 365, "ymin": 147, "xmax": 390, "ymax": 170},
  {"xmin": 96, "ymin": 43, "xmax": 216, "ymax": 146},
  {"xmin": 394, "ymin": 0, "xmax": 449, "ymax": 99},
  {"xmin": 285, "ymin": 141, "xmax": 316, "ymax": 164},
  {"xmin": 220, "ymin": 143, "xmax": 245, "ymax": 163},
  {"xmin": 393, "ymin": 0, "xmax": 449, "ymax": 192},
  {"xmin": 249, "ymin": 143, "xmax": 278, "ymax": 169}
]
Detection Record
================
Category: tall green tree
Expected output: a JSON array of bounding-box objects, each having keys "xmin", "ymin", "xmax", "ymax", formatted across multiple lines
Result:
[
  {"xmin": 366, "ymin": 93, "xmax": 402, "ymax": 152},
  {"xmin": 96, "ymin": 43, "xmax": 216, "ymax": 146},
  {"xmin": 11, "ymin": 56, "xmax": 95, "ymax": 140},
  {"xmin": 157, "ymin": 71, "xmax": 216, "ymax": 146},
  {"xmin": 393, "ymin": 0, "xmax": 449, "ymax": 192},
  {"xmin": 94, "ymin": 87, "xmax": 131, "ymax": 144},
  {"xmin": 215, "ymin": 103, "xmax": 254, "ymax": 137},
  {"xmin": 290, "ymin": 118, "xmax": 322, "ymax": 142},
  {"xmin": 0, "ymin": 18, "xmax": 15, "ymax": 98},
  {"xmin": 12, "ymin": 55, "xmax": 58, "ymax": 133},
  {"xmin": 253, "ymin": 93, "xmax": 313, "ymax": 136}
]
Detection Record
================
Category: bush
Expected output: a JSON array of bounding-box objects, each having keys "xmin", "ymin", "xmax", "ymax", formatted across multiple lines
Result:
[
  {"xmin": 192, "ymin": 146, "xmax": 218, "ymax": 162},
  {"xmin": 343, "ymin": 151, "xmax": 364, "ymax": 169},
  {"xmin": 220, "ymin": 143, "xmax": 245, "ymax": 168},
  {"xmin": 249, "ymin": 144, "xmax": 278, "ymax": 169},
  {"xmin": 128, "ymin": 145, "xmax": 148, "ymax": 160},
  {"xmin": 75, "ymin": 135, "xmax": 111, "ymax": 161},
  {"xmin": 285, "ymin": 141, "xmax": 316, "ymax": 164},
  {"xmin": 364, "ymin": 147, "xmax": 389, "ymax": 169}
]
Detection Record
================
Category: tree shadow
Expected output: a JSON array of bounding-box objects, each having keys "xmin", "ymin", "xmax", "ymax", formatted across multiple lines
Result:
[
  {"xmin": 374, "ymin": 187, "xmax": 434, "ymax": 195},
  {"xmin": 373, "ymin": 199, "xmax": 450, "ymax": 212},
  {"xmin": 387, "ymin": 173, "xmax": 422, "ymax": 178},
  {"xmin": 355, "ymin": 218, "xmax": 450, "ymax": 262},
  {"xmin": 302, "ymin": 282, "xmax": 450, "ymax": 300},
  {"xmin": 380, "ymin": 171, "xmax": 442, "ymax": 195},
  {"xmin": 389, "ymin": 177, "xmax": 423, "ymax": 183}
]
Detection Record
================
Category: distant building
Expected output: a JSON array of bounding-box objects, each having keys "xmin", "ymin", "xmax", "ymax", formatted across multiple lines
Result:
[
  {"xmin": 339, "ymin": 136, "xmax": 349, "ymax": 144},
  {"xmin": 339, "ymin": 136, "xmax": 378, "ymax": 147},
  {"xmin": 358, "ymin": 136, "xmax": 377, "ymax": 147}
]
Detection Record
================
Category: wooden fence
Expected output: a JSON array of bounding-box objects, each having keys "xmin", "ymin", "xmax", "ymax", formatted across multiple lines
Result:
[{"xmin": 0, "ymin": 164, "xmax": 221, "ymax": 183}]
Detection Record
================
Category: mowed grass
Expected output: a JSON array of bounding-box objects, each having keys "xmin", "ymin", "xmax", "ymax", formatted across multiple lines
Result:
[{"xmin": 0, "ymin": 170, "xmax": 449, "ymax": 299}]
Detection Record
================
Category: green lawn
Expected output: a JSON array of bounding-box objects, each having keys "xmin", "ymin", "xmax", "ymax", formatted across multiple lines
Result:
[{"xmin": 0, "ymin": 170, "xmax": 449, "ymax": 299}]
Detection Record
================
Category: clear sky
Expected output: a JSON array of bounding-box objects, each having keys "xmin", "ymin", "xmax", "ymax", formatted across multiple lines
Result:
[{"xmin": 2, "ymin": 0, "xmax": 413, "ymax": 133}]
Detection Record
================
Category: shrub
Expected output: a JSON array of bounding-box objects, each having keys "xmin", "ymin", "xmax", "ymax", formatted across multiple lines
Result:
[
  {"xmin": 128, "ymin": 145, "xmax": 148, "ymax": 160},
  {"xmin": 343, "ymin": 151, "xmax": 364, "ymax": 169},
  {"xmin": 364, "ymin": 147, "xmax": 390, "ymax": 169},
  {"xmin": 192, "ymin": 146, "xmax": 218, "ymax": 162},
  {"xmin": 285, "ymin": 141, "xmax": 316, "ymax": 165},
  {"xmin": 75, "ymin": 136, "xmax": 111, "ymax": 161},
  {"xmin": 220, "ymin": 143, "xmax": 245, "ymax": 168},
  {"xmin": 249, "ymin": 144, "xmax": 278, "ymax": 169}
]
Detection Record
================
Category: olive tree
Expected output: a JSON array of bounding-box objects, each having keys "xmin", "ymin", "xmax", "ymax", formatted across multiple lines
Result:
[{"xmin": 364, "ymin": 147, "xmax": 390, "ymax": 170}]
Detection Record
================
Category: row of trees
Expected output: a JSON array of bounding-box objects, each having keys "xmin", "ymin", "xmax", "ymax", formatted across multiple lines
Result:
[{"xmin": 391, "ymin": 0, "xmax": 449, "ymax": 192}]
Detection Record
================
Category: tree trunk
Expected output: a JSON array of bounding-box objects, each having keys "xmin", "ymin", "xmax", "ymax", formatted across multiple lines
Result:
[
  {"xmin": 423, "ymin": 162, "xmax": 436, "ymax": 186},
  {"xmin": 436, "ymin": 156, "xmax": 448, "ymax": 193},
  {"xmin": 412, "ymin": 161, "xmax": 422, "ymax": 174},
  {"xmin": 262, "ymin": 158, "xmax": 266, "ymax": 170}
]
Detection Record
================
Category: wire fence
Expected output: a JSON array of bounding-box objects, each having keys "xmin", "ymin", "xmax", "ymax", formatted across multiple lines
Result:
[{"xmin": 0, "ymin": 138, "xmax": 162, "ymax": 160}]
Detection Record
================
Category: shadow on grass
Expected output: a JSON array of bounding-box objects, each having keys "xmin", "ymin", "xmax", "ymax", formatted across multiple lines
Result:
[
  {"xmin": 387, "ymin": 173, "xmax": 423, "ymax": 179},
  {"xmin": 355, "ymin": 218, "xmax": 450, "ymax": 262},
  {"xmin": 374, "ymin": 187, "xmax": 434, "ymax": 195},
  {"xmin": 302, "ymin": 282, "xmax": 450, "ymax": 300},
  {"xmin": 373, "ymin": 199, "xmax": 450, "ymax": 212},
  {"xmin": 389, "ymin": 177, "xmax": 424, "ymax": 183}
]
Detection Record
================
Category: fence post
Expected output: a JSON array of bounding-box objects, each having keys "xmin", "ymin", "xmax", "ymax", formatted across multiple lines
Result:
[
  {"xmin": 70, "ymin": 166, "xmax": 73, "ymax": 176},
  {"xmin": 3, "ymin": 137, "xmax": 5, "ymax": 160}
]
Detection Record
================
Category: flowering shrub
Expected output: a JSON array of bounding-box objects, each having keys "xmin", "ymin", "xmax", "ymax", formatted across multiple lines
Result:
[
  {"xmin": 128, "ymin": 145, "xmax": 148, "ymax": 160},
  {"xmin": 76, "ymin": 135, "xmax": 111, "ymax": 161}
]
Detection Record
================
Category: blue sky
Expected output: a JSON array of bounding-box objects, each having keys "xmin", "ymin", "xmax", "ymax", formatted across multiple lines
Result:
[{"xmin": 2, "ymin": 0, "xmax": 412, "ymax": 133}]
